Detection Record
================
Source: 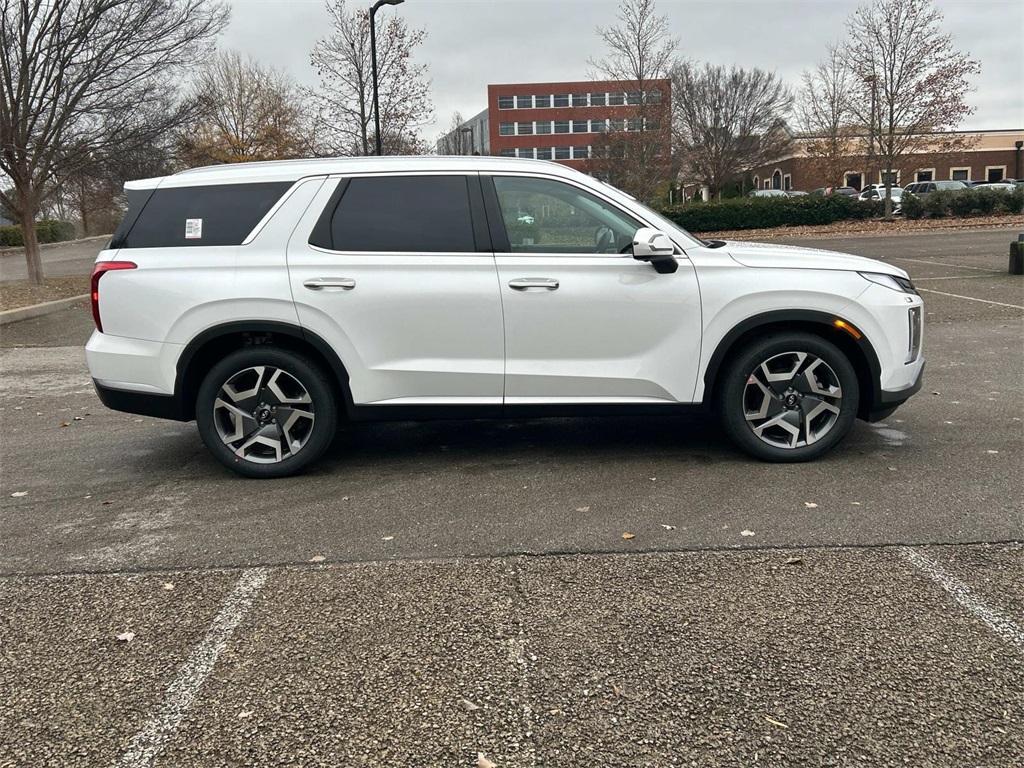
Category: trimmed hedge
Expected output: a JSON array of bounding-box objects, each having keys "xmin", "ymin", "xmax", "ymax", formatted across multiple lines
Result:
[
  {"xmin": 659, "ymin": 195, "xmax": 882, "ymax": 233},
  {"xmin": 902, "ymin": 187, "xmax": 1024, "ymax": 220},
  {"xmin": 0, "ymin": 219, "xmax": 76, "ymax": 247}
]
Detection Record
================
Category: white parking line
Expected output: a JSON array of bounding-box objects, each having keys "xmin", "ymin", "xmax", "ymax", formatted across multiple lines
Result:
[
  {"xmin": 914, "ymin": 287, "xmax": 1024, "ymax": 309},
  {"xmin": 889, "ymin": 256, "xmax": 1003, "ymax": 272},
  {"xmin": 900, "ymin": 547, "xmax": 1024, "ymax": 654},
  {"xmin": 914, "ymin": 274, "xmax": 1000, "ymax": 281},
  {"xmin": 117, "ymin": 568, "xmax": 269, "ymax": 768}
]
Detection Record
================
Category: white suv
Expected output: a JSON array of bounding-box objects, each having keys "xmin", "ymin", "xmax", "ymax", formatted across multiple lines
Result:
[{"xmin": 87, "ymin": 157, "xmax": 924, "ymax": 477}]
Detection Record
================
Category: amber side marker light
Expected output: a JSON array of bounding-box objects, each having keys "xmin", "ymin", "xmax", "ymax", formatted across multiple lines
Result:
[{"xmin": 833, "ymin": 319, "xmax": 862, "ymax": 340}]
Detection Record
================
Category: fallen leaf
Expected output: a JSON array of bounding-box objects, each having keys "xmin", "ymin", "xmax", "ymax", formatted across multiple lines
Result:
[
  {"xmin": 162, "ymin": 582, "xmax": 175, "ymax": 591},
  {"xmin": 765, "ymin": 715, "xmax": 789, "ymax": 729},
  {"xmin": 741, "ymin": 529, "xmax": 755, "ymax": 537},
  {"xmin": 116, "ymin": 631, "xmax": 135, "ymax": 643},
  {"xmin": 73, "ymin": 416, "xmax": 84, "ymax": 421},
  {"xmin": 986, "ymin": 450, "xmax": 999, "ymax": 455},
  {"xmin": 660, "ymin": 524, "xmax": 676, "ymax": 531},
  {"xmin": 621, "ymin": 532, "xmax": 635, "ymax": 540},
  {"xmin": 477, "ymin": 753, "xmax": 497, "ymax": 768},
  {"xmin": 458, "ymin": 697, "xmax": 480, "ymax": 712},
  {"xmin": 101, "ymin": 500, "xmax": 113, "ymax": 506},
  {"xmin": 887, "ymin": 466, "xmax": 897, "ymax": 471},
  {"xmin": 850, "ymin": 501, "xmax": 862, "ymax": 506},
  {"xmin": 648, "ymin": 477, "xmax": 657, "ymax": 481},
  {"xmin": 382, "ymin": 536, "xmax": 394, "ymax": 542},
  {"xmin": 59, "ymin": 421, "xmax": 70, "ymax": 427},
  {"xmin": 308, "ymin": 555, "xmax": 326, "ymax": 563},
  {"xmin": 784, "ymin": 557, "xmax": 803, "ymax": 566},
  {"xmin": 575, "ymin": 506, "xmax": 591, "ymax": 512},
  {"xmin": 238, "ymin": 710, "xmax": 254, "ymax": 719},
  {"xmin": 10, "ymin": 491, "xmax": 27, "ymax": 498},
  {"xmin": 804, "ymin": 502, "xmax": 818, "ymax": 509}
]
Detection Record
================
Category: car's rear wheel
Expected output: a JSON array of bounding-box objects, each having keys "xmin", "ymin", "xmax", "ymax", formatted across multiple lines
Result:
[
  {"xmin": 718, "ymin": 333, "xmax": 859, "ymax": 462},
  {"xmin": 196, "ymin": 348, "xmax": 337, "ymax": 478}
]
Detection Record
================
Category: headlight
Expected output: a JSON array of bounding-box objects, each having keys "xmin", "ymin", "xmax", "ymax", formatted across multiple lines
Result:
[{"xmin": 859, "ymin": 272, "xmax": 918, "ymax": 295}]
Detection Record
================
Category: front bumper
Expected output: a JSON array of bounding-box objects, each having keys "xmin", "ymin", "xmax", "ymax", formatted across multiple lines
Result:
[{"xmin": 866, "ymin": 360, "xmax": 924, "ymax": 422}]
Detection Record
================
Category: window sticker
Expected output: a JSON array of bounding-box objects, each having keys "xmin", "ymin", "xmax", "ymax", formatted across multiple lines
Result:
[{"xmin": 185, "ymin": 218, "xmax": 203, "ymax": 239}]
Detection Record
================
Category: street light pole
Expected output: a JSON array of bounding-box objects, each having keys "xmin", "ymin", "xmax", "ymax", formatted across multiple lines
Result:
[{"xmin": 369, "ymin": 0, "xmax": 405, "ymax": 156}]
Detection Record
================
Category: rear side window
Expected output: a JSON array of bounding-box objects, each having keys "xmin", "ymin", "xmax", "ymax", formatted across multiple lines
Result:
[
  {"xmin": 115, "ymin": 182, "xmax": 291, "ymax": 249},
  {"xmin": 313, "ymin": 175, "xmax": 478, "ymax": 253}
]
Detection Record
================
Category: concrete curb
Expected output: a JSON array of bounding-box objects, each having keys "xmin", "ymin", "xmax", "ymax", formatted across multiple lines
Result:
[
  {"xmin": 0, "ymin": 293, "xmax": 89, "ymax": 326},
  {"xmin": 0, "ymin": 234, "xmax": 110, "ymax": 257}
]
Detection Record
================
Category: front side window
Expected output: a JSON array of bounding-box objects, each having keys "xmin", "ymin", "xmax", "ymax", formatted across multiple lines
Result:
[
  {"xmin": 492, "ymin": 176, "xmax": 640, "ymax": 254},
  {"xmin": 325, "ymin": 176, "xmax": 476, "ymax": 253}
]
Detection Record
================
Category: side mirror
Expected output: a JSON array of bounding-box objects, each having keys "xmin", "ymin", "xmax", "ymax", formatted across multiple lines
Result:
[{"xmin": 632, "ymin": 227, "xmax": 678, "ymax": 274}]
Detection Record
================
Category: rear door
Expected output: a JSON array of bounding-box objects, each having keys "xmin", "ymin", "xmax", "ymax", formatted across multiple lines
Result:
[
  {"xmin": 286, "ymin": 173, "xmax": 504, "ymax": 407},
  {"xmin": 486, "ymin": 173, "xmax": 702, "ymax": 403}
]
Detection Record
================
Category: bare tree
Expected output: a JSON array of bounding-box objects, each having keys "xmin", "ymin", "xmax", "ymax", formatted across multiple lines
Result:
[
  {"xmin": 845, "ymin": 0, "xmax": 980, "ymax": 215},
  {"xmin": 436, "ymin": 111, "xmax": 472, "ymax": 155},
  {"xmin": 587, "ymin": 0, "xmax": 676, "ymax": 201},
  {"xmin": 310, "ymin": 0, "xmax": 432, "ymax": 157},
  {"xmin": 178, "ymin": 51, "xmax": 314, "ymax": 166},
  {"xmin": 796, "ymin": 46, "xmax": 858, "ymax": 189},
  {"xmin": 0, "ymin": 0, "xmax": 227, "ymax": 284},
  {"xmin": 671, "ymin": 62, "xmax": 792, "ymax": 198}
]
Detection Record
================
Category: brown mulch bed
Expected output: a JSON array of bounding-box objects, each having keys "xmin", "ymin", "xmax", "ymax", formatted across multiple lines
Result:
[
  {"xmin": 700, "ymin": 214, "xmax": 1024, "ymax": 241},
  {"xmin": 0, "ymin": 276, "xmax": 90, "ymax": 311}
]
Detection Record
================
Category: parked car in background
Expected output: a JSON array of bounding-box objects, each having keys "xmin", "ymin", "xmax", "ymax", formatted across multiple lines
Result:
[
  {"xmin": 903, "ymin": 180, "xmax": 969, "ymax": 198},
  {"xmin": 86, "ymin": 156, "xmax": 924, "ymax": 476},
  {"xmin": 972, "ymin": 182, "xmax": 1018, "ymax": 193},
  {"xmin": 810, "ymin": 186, "xmax": 860, "ymax": 197},
  {"xmin": 749, "ymin": 189, "xmax": 789, "ymax": 198},
  {"xmin": 859, "ymin": 186, "xmax": 904, "ymax": 214},
  {"xmin": 786, "ymin": 190, "xmax": 808, "ymax": 197}
]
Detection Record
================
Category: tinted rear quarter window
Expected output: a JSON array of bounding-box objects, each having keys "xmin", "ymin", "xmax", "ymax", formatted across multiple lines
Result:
[
  {"xmin": 116, "ymin": 182, "xmax": 292, "ymax": 249},
  {"xmin": 321, "ymin": 175, "xmax": 477, "ymax": 253}
]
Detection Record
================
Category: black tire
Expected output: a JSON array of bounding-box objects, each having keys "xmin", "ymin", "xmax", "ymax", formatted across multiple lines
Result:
[
  {"xmin": 196, "ymin": 347, "xmax": 338, "ymax": 478},
  {"xmin": 717, "ymin": 332, "xmax": 859, "ymax": 462}
]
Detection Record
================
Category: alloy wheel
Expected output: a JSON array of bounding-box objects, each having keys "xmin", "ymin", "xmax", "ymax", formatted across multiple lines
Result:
[
  {"xmin": 212, "ymin": 366, "xmax": 316, "ymax": 464},
  {"xmin": 742, "ymin": 351, "xmax": 843, "ymax": 449}
]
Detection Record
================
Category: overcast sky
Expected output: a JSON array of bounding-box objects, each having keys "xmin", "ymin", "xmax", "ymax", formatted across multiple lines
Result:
[{"xmin": 225, "ymin": 0, "xmax": 1024, "ymax": 141}]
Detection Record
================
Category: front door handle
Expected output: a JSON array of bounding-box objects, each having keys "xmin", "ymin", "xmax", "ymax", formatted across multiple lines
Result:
[
  {"xmin": 508, "ymin": 278, "xmax": 559, "ymax": 291},
  {"xmin": 304, "ymin": 277, "xmax": 356, "ymax": 291}
]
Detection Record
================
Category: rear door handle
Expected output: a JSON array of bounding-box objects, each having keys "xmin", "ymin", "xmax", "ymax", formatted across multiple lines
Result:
[
  {"xmin": 508, "ymin": 278, "xmax": 559, "ymax": 291},
  {"xmin": 304, "ymin": 277, "xmax": 356, "ymax": 291}
]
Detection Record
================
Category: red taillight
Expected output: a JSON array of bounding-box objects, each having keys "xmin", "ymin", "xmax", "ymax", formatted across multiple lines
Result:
[{"xmin": 90, "ymin": 261, "xmax": 136, "ymax": 332}]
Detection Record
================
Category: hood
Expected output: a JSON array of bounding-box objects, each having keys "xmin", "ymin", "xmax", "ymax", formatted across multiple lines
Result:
[{"xmin": 725, "ymin": 240, "xmax": 908, "ymax": 278}]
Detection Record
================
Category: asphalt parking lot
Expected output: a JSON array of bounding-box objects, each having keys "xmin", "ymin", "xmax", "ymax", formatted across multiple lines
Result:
[{"xmin": 1, "ymin": 227, "xmax": 1022, "ymax": 766}]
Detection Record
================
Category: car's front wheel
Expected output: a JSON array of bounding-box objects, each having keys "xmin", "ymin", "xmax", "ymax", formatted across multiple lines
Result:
[
  {"xmin": 718, "ymin": 333, "xmax": 859, "ymax": 462},
  {"xmin": 196, "ymin": 348, "xmax": 338, "ymax": 478}
]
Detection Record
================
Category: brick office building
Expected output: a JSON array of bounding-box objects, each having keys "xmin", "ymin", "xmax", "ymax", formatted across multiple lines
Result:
[
  {"xmin": 747, "ymin": 129, "xmax": 1024, "ymax": 192},
  {"xmin": 481, "ymin": 79, "xmax": 671, "ymax": 167}
]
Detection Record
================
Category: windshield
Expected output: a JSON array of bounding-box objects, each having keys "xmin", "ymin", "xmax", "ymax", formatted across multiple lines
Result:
[{"xmin": 596, "ymin": 180, "xmax": 704, "ymax": 248}]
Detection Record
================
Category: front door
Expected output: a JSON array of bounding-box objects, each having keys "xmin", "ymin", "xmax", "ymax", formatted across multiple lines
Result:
[
  {"xmin": 487, "ymin": 174, "xmax": 702, "ymax": 404},
  {"xmin": 287, "ymin": 173, "xmax": 504, "ymax": 406}
]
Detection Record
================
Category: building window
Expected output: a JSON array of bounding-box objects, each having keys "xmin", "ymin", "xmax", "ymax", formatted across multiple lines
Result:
[
  {"xmin": 517, "ymin": 148, "xmax": 535, "ymax": 159},
  {"xmin": 626, "ymin": 91, "xmax": 642, "ymax": 105},
  {"xmin": 572, "ymin": 119, "xmax": 588, "ymax": 133},
  {"xmin": 554, "ymin": 120, "xmax": 570, "ymax": 134},
  {"xmin": 498, "ymin": 96, "xmax": 514, "ymax": 110},
  {"xmin": 589, "ymin": 92, "xmax": 607, "ymax": 106},
  {"xmin": 499, "ymin": 122, "xmax": 514, "ymax": 136},
  {"xmin": 572, "ymin": 93, "xmax": 588, "ymax": 107},
  {"xmin": 553, "ymin": 93, "xmax": 570, "ymax": 107},
  {"xmin": 517, "ymin": 122, "xmax": 534, "ymax": 135},
  {"xmin": 535, "ymin": 121, "xmax": 552, "ymax": 135},
  {"xmin": 572, "ymin": 146, "xmax": 590, "ymax": 160},
  {"xmin": 772, "ymin": 170, "xmax": 782, "ymax": 189},
  {"xmin": 535, "ymin": 147, "xmax": 552, "ymax": 160},
  {"xmin": 950, "ymin": 167, "xmax": 971, "ymax": 181},
  {"xmin": 609, "ymin": 117, "xmax": 625, "ymax": 132},
  {"xmin": 515, "ymin": 95, "xmax": 533, "ymax": 109},
  {"xmin": 986, "ymin": 165, "xmax": 1006, "ymax": 182},
  {"xmin": 608, "ymin": 92, "xmax": 625, "ymax": 106},
  {"xmin": 915, "ymin": 169, "xmax": 934, "ymax": 182},
  {"xmin": 499, "ymin": 149, "xmax": 516, "ymax": 157},
  {"xmin": 783, "ymin": 173, "xmax": 792, "ymax": 191},
  {"xmin": 844, "ymin": 172, "xmax": 863, "ymax": 190},
  {"xmin": 590, "ymin": 119, "xmax": 607, "ymax": 133},
  {"xmin": 879, "ymin": 170, "xmax": 900, "ymax": 185},
  {"xmin": 627, "ymin": 118, "xmax": 642, "ymax": 132},
  {"xmin": 645, "ymin": 118, "xmax": 660, "ymax": 130},
  {"xmin": 534, "ymin": 94, "xmax": 551, "ymax": 109},
  {"xmin": 752, "ymin": 175, "xmax": 760, "ymax": 189},
  {"xmin": 645, "ymin": 90, "xmax": 662, "ymax": 104},
  {"xmin": 554, "ymin": 146, "xmax": 571, "ymax": 160}
]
